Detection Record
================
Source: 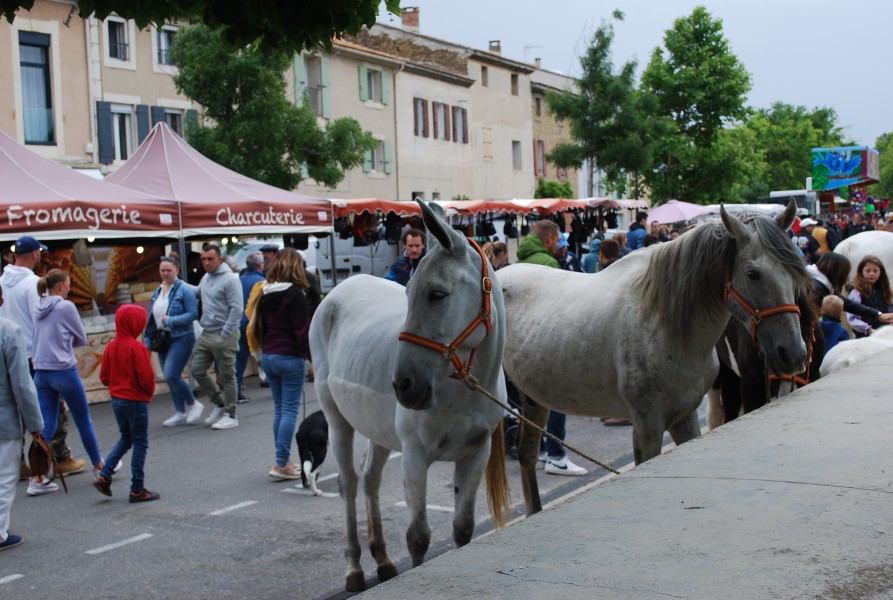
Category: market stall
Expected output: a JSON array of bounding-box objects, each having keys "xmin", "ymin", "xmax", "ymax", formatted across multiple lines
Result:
[{"xmin": 0, "ymin": 129, "xmax": 182, "ymax": 401}]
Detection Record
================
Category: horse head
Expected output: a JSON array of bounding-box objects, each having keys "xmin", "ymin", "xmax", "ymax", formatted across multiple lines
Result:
[
  {"xmin": 721, "ymin": 198, "xmax": 809, "ymax": 376},
  {"xmin": 393, "ymin": 200, "xmax": 505, "ymax": 410}
]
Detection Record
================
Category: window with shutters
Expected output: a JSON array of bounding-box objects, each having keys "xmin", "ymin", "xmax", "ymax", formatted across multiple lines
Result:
[
  {"xmin": 363, "ymin": 138, "xmax": 392, "ymax": 176},
  {"xmin": 512, "ymin": 140, "xmax": 522, "ymax": 170},
  {"xmin": 18, "ymin": 31, "xmax": 54, "ymax": 145},
  {"xmin": 112, "ymin": 105, "xmax": 135, "ymax": 161},
  {"xmin": 366, "ymin": 69, "xmax": 383, "ymax": 103},
  {"xmin": 413, "ymin": 97, "xmax": 429, "ymax": 138},
  {"xmin": 451, "ymin": 106, "xmax": 468, "ymax": 144},
  {"xmin": 432, "ymin": 102, "xmax": 450, "ymax": 140}
]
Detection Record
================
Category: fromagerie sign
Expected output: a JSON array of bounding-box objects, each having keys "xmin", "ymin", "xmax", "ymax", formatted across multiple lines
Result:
[{"xmin": 2, "ymin": 202, "xmax": 177, "ymax": 235}]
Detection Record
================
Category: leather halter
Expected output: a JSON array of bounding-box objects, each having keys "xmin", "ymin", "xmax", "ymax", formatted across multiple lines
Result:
[
  {"xmin": 398, "ymin": 237, "xmax": 493, "ymax": 380},
  {"xmin": 724, "ymin": 280, "xmax": 801, "ymax": 342}
]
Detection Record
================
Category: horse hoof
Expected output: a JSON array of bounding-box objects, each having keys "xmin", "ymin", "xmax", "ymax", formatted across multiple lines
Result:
[
  {"xmin": 345, "ymin": 572, "xmax": 367, "ymax": 592},
  {"xmin": 378, "ymin": 562, "xmax": 399, "ymax": 582}
]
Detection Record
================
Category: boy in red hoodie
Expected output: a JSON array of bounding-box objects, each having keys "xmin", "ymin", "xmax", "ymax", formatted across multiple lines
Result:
[{"xmin": 94, "ymin": 305, "xmax": 159, "ymax": 502}]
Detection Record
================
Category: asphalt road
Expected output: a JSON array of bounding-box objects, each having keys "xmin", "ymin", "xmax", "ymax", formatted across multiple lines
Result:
[{"xmin": 1, "ymin": 374, "xmax": 699, "ymax": 599}]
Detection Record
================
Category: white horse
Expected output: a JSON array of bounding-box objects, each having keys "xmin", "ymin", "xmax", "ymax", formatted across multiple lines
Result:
[
  {"xmin": 834, "ymin": 230, "xmax": 893, "ymax": 281},
  {"xmin": 309, "ymin": 200, "xmax": 509, "ymax": 592},
  {"xmin": 820, "ymin": 325, "xmax": 893, "ymax": 377},
  {"xmin": 500, "ymin": 204, "xmax": 809, "ymax": 514}
]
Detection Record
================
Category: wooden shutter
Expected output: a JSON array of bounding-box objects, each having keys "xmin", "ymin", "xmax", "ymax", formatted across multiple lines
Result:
[
  {"xmin": 384, "ymin": 140, "xmax": 393, "ymax": 174},
  {"xmin": 461, "ymin": 107, "xmax": 468, "ymax": 143},
  {"xmin": 358, "ymin": 65, "xmax": 368, "ymax": 101},
  {"xmin": 413, "ymin": 98, "xmax": 420, "ymax": 136},
  {"xmin": 320, "ymin": 56, "xmax": 331, "ymax": 118},
  {"xmin": 423, "ymin": 100, "xmax": 429, "ymax": 138},
  {"xmin": 444, "ymin": 105, "xmax": 451, "ymax": 141},
  {"xmin": 96, "ymin": 101, "xmax": 114, "ymax": 165},
  {"xmin": 362, "ymin": 149, "xmax": 372, "ymax": 172},
  {"xmin": 150, "ymin": 105, "xmax": 165, "ymax": 126},
  {"xmin": 381, "ymin": 71, "xmax": 389, "ymax": 105},
  {"xmin": 293, "ymin": 54, "xmax": 306, "ymax": 105},
  {"xmin": 186, "ymin": 109, "xmax": 198, "ymax": 132},
  {"xmin": 136, "ymin": 104, "xmax": 150, "ymax": 143}
]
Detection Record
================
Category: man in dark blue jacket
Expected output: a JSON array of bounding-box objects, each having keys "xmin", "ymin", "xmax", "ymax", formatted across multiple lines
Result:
[
  {"xmin": 627, "ymin": 211, "xmax": 648, "ymax": 251},
  {"xmin": 385, "ymin": 229, "xmax": 426, "ymax": 286},
  {"xmin": 236, "ymin": 252, "xmax": 265, "ymax": 401}
]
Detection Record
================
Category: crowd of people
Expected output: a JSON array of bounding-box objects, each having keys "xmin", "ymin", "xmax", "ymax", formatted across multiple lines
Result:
[{"xmin": 0, "ymin": 236, "xmax": 318, "ymax": 551}]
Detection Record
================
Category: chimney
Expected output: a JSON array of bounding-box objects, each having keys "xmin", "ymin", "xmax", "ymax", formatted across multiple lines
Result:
[
  {"xmin": 489, "ymin": 40, "xmax": 501, "ymax": 54},
  {"xmin": 401, "ymin": 6, "xmax": 420, "ymax": 31},
  {"xmin": 534, "ymin": 58, "xmax": 542, "ymax": 68}
]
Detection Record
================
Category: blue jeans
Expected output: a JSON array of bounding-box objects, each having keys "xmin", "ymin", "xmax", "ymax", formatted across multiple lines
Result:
[
  {"xmin": 544, "ymin": 410, "xmax": 567, "ymax": 460},
  {"xmin": 35, "ymin": 366, "xmax": 102, "ymax": 466},
  {"xmin": 261, "ymin": 354, "xmax": 306, "ymax": 468},
  {"xmin": 100, "ymin": 398, "xmax": 149, "ymax": 494},
  {"xmin": 235, "ymin": 322, "xmax": 250, "ymax": 391},
  {"xmin": 157, "ymin": 333, "xmax": 197, "ymax": 413}
]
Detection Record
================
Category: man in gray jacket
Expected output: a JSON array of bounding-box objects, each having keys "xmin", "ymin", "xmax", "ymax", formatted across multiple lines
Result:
[
  {"xmin": 191, "ymin": 244, "xmax": 244, "ymax": 430},
  {"xmin": 0, "ymin": 311, "xmax": 44, "ymax": 551}
]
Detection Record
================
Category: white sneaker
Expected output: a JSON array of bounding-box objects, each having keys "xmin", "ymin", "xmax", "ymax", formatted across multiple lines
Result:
[
  {"xmin": 204, "ymin": 406, "xmax": 224, "ymax": 426},
  {"xmin": 186, "ymin": 400, "xmax": 204, "ymax": 425},
  {"xmin": 211, "ymin": 415, "xmax": 239, "ymax": 430},
  {"xmin": 163, "ymin": 412, "xmax": 188, "ymax": 427},
  {"xmin": 27, "ymin": 478, "xmax": 59, "ymax": 496},
  {"xmin": 544, "ymin": 456, "xmax": 587, "ymax": 477}
]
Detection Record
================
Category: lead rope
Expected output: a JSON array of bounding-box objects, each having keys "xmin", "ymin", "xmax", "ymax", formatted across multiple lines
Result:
[{"xmin": 458, "ymin": 372, "xmax": 620, "ymax": 475}]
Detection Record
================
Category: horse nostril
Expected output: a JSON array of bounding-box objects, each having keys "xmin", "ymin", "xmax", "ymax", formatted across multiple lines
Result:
[
  {"xmin": 394, "ymin": 377, "xmax": 413, "ymax": 396},
  {"xmin": 777, "ymin": 346, "xmax": 789, "ymax": 366}
]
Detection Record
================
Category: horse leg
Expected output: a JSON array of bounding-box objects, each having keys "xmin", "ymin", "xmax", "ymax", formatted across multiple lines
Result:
[
  {"xmin": 452, "ymin": 440, "xmax": 491, "ymax": 548},
  {"xmin": 363, "ymin": 442, "xmax": 398, "ymax": 583},
  {"xmin": 323, "ymin": 405, "xmax": 366, "ymax": 592},
  {"xmin": 402, "ymin": 447, "xmax": 432, "ymax": 567},
  {"xmin": 631, "ymin": 412, "xmax": 665, "ymax": 465},
  {"xmin": 668, "ymin": 409, "xmax": 701, "ymax": 446},
  {"xmin": 517, "ymin": 391, "xmax": 549, "ymax": 516}
]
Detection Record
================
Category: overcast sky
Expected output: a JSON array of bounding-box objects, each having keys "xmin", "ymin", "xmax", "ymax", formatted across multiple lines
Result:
[{"xmin": 378, "ymin": 1, "xmax": 890, "ymax": 148}]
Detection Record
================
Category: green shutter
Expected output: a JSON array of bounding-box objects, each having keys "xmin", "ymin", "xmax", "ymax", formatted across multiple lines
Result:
[
  {"xmin": 363, "ymin": 149, "xmax": 372, "ymax": 172},
  {"xmin": 293, "ymin": 54, "xmax": 306, "ymax": 106},
  {"xmin": 358, "ymin": 65, "xmax": 368, "ymax": 101},
  {"xmin": 381, "ymin": 71, "xmax": 390, "ymax": 105},
  {"xmin": 383, "ymin": 140, "xmax": 393, "ymax": 174},
  {"xmin": 321, "ymin": 56, "xmax": 331, "ymax": 118}
]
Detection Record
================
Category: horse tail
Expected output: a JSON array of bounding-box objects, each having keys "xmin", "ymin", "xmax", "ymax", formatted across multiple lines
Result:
[{"xmin": 485, "ymin": 419, "xmax": 510, "ymax": 529}]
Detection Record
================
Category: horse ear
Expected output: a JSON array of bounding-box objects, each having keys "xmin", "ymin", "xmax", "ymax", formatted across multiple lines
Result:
[
  {"xmin": 774, "ymin": 198, "xmax": 798, "ymax": 231},
  {"xmin": 720, "ymin": 203, "xmax": 752, "ymax": 243},
  {"xmin": 417, "ymin": 199, "xmax": 456, "ymax": 251}
]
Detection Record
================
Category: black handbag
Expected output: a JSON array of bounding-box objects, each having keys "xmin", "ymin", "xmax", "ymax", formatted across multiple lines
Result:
[{"xmin": 148, "ymin": 328, "xmax": 171, "ymax": 353}]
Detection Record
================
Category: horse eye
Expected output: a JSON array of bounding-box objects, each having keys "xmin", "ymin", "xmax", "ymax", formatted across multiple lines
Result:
[
  {"xmin": 429, "ymin": 290, "xmax": 448, "ymax": 301},
  {"xmin": 746, "ymin": 270, "xmax": 760, "ymax": 280}
]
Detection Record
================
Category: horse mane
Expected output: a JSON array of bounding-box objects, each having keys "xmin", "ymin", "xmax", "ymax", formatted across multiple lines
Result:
[{"xmin": 638, "ymin": 214, "xmax": 807, "ymax": 342}]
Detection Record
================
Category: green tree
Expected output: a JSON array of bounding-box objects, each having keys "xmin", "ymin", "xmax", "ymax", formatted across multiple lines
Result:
[
  {"xmin": 171, "ymin": 24, "xmax": 377, "ymax": 190},
  {"xmin": 641, "ymin": 6, "xmax": 752, "ymax": 203},
  {"xmin": 534, "ymin": 178, "xmax": 574, "ymax": 199},
  {"xmin": 1, "ymin": 0, "xmax": 400, "ymax": 53},
  {"xmin": 738, "ymin": 102, "xmax": 845, "ymax": 195},
  {"xmin": 546, "ymin": 11, "xmax": 656, "ymax": 198}
]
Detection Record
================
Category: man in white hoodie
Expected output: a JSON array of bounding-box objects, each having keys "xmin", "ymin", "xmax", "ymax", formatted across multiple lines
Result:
[{"xmin": 0, "ymin": 236, "xmax": 87, "ymax": 477}]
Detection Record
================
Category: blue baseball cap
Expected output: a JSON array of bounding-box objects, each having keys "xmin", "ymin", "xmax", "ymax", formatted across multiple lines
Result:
[
  {"xmin": 14, "ymin": 236, "xmax": 47, "ymax": 254},
  {"xmin": 556, "ymin": 233, "xmax": 569, "ymax": 250}
]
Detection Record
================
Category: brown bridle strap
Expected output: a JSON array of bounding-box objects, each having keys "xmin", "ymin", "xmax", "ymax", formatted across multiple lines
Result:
[
  {"xmin": 769, "ymin": 330, "xmax": 816, "ymax": 389},
  {"xmin": 723, "ymin": 280, "xmax": 801, "ymax": 342},
  {"xmin": 398, "ymin": 237, "xmax": 493, "ymax": 379}
]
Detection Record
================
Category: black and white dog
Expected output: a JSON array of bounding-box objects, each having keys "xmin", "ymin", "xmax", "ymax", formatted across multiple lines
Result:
[{"xmin": 295, "ymin": 410, "xmax": 328, "ymax": 495}]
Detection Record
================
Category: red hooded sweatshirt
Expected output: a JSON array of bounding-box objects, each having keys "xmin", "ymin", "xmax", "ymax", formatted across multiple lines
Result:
[{"xmin": 100, "ymin": 304, "xmax": 156, "ymax": 402}]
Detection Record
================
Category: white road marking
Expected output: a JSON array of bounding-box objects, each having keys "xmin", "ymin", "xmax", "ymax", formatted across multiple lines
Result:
[
  {"xmin": 389, "ymin": 451, "xmax": 401, "ymax": 460},
  {"xmin": 395, "ymin": 501, "xmax": 454, "ymax": 513},
  {"xmin": 281, "ymin": 488, "xmax": 339, "ymax": 498},
  {"xmin": 86, "ymin": 533, "xmax": 153, "ymax": 555},
  {"xmin": 209, "ymin": 500, "xmax": 258, "ymax": 516},
  {"xmin": 317, "ymin": 473, "xmax": 338, "ymax": 483},
  {"xmin": 0, "ymin": 574, "xmax": 24, "ymax": 584}
]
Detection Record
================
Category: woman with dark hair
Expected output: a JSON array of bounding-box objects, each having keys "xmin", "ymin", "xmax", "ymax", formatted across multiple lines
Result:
[
  {"xmin": 249, "ymin": 248, "xmax": 311, "ymax": 480},
  {"xmin": 145, "ymin": 256, "xmax": 202, "ymax": 426},
  {"xmin": 808, "ymin": 253, "xmax": 892, "ymax": 325},
  {"xmin": 30, "ymin": 269, "xmax": 103, "ymax": 495},
  {"xmin": 847, "ymin": 255, "xmax": 893, "ymax": 337}
]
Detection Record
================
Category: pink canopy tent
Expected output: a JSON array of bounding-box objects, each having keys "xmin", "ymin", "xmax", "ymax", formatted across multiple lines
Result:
[
  {"xmin": 0, "ymin": 129, "xmax": 180, "ymax": 240},
  {"xmin": 107, "ymin": 122, "xmax": 333, "ymax": 236}
]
